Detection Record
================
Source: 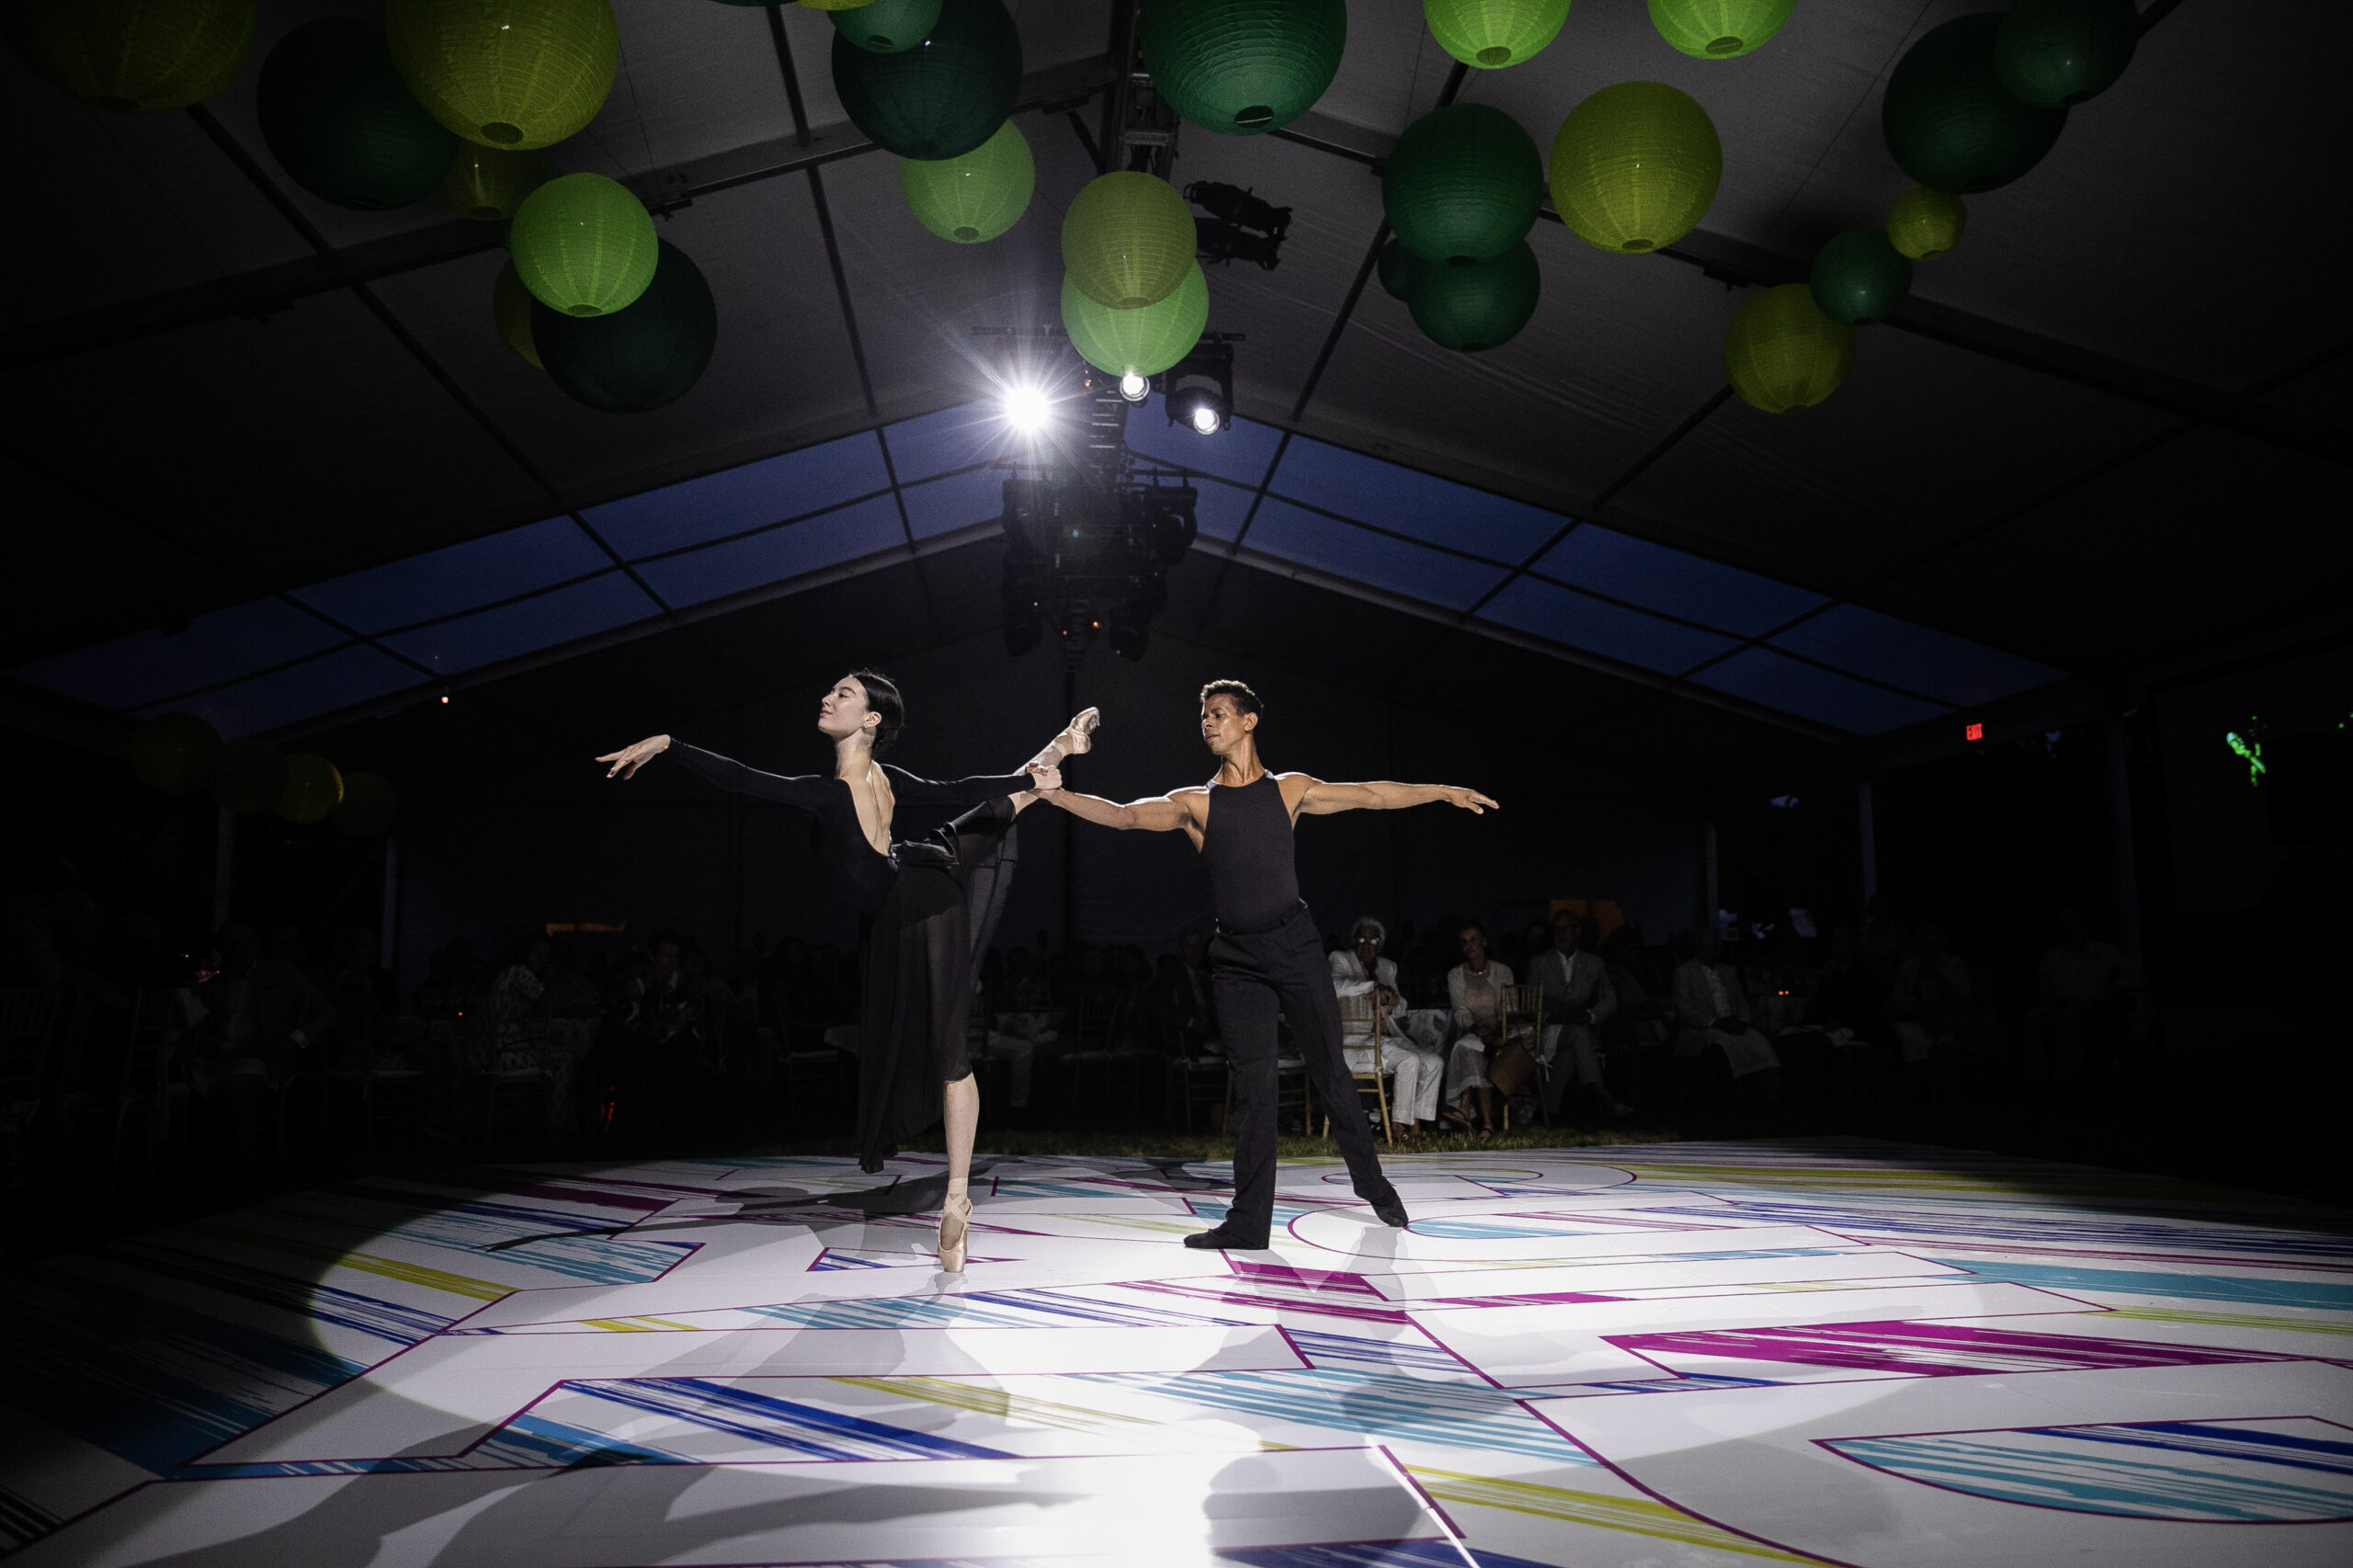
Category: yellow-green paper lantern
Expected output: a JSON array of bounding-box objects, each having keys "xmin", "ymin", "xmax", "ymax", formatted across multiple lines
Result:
[
  {"xmin": 1724, "ymin": 283, "xmax": 1853, "ymax": 414},
  {"xmin": 278, "ymin": 754, "xmax": 345, "ymax": 824},
  {"xmin": 1062, "ymin": 172, "xmax": 1198, "ymax": 311},
  {"xmin": 900, "ymin": 120, "xmax": 1033, "ymax": 244},
  {"xmin": 798, "ymin": 0, "xmax": 878, "ymax": 11},
  {"xmin": 1647, "ymin": 0, "xmax": 1794, "ymax": 61},
  {"xmin": 5, "ymin": 0, "xmax": 254, "ymax": 113},
  {"xmin": 1423, "ymin": 0, "xmax": 1570, "ymax": 71},
  {"xmin": 1886, "ymin": 185, "xmax": 1967, "ymax": 261},
  {"xmin": 493, "ymin": 259, "xmax": 543, "ymax": 367},
  {"xmin": 1550, "ymin": 81, "xmax": 1721, "ymax": 254},
  {"xmin": 510, "ymin": 171, "xmax": 657, "ymax": 316},
  {"xmin": 385, "ymin": 0, "xmax": 618, "ymax": 150},
  {"xmin": 439, "ymin": 142, "xmax": 550, "ymax": 221},
  {"xmin": 1063, "ymin": 264, "xmax": 1209, "ymax": 379}
]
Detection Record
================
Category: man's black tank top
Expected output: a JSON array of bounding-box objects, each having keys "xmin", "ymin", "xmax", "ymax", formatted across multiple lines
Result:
[{"xmin": 1202, "ymin": 773, "xmax": 1302, "ymax": 933}]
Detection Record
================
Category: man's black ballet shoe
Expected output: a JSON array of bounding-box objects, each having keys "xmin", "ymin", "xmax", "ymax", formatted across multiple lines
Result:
[
  {"xmin": 1184, "ymin": 1225, "xmax": 1271, "ymax": 1250},
  {"xmin": 1370, "ymin": 1195, "xmax": 1410, "ymax": 1228}
]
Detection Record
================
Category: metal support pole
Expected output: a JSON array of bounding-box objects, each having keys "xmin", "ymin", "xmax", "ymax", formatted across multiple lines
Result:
[
  {"xmin": 379, "ymin": 834, "xmax": 402, "ymax": 974},
  {"xmin": 213, "ymin": 807, "xmax": 235, "ymax": 929},
  {"xmin": 1063, "ymin": 653, "xmax": 1081, "ymax": 958},
  {"xmin": 1857, "ymin": 777, "xmax": 1879, "ymax": 917},
  {"xmin": 1701, "ymin": 822, "xmax": 1719, "ymax": 937},
  {"xmin": 2104, "ymin": 713, "xmax": 2143, "ymax": 965}
]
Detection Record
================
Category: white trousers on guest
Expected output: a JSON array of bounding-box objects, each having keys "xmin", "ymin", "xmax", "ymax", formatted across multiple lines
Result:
[
  {"xmin": 1540, "ymin": 1021, "xmax": 1607, "ymax": 1112},
  {"xmin": 1343, "ymin": 1038, "xmax": 1443, "ymax": 1123},
  {"xmin": 1445, "ymin": 1033, "xmax": 1494, "ymax": 1099}
]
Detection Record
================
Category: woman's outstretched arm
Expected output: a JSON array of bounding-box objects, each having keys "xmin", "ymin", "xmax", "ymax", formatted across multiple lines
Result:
[
  {"xmin": 885, "ymin": 707, "xmax": 1104, "ymax": 807},
  {"xmin": 597, "ymin": 735, "xmax": 839, "ymax": 808}
]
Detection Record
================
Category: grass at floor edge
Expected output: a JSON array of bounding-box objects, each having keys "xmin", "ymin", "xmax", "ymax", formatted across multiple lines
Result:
[{"xmin": 727, "ymin": 1125, "xmax": 1695, "ymax": 1161}]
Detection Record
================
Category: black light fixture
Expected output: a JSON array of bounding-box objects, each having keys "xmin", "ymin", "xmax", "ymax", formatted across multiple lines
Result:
[
  {"xmin": 1162, "ymin": 339, "xmax": 1233, "ymax": 436},
  {"xmin": 1188, "ymin": 181, "xmax": 1290, "ymax": 271}
]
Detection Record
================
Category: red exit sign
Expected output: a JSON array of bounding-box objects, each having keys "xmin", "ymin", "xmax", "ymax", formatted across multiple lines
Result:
[{"xmin": 1965, "ymin": 722, "xmax": 1984, "ymax": 742}]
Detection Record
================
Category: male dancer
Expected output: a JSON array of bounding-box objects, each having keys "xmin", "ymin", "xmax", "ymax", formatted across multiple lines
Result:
[{"xmin": 1033, "ymin": 679, "xmax": 1498, "ymax": 1248}]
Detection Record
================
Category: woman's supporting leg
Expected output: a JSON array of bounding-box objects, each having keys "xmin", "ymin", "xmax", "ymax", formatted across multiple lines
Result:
[{"xmin": 938, "ymin": 1071, "xmax": 978, "ymax": 1271}]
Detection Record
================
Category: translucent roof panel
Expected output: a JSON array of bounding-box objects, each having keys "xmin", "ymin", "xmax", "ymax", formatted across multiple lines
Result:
[
  {"xmin": 1769, "ymin": 603, "xmax": 2064, "ymax": 709},
  {"xmin": 1692, "ymin": 647, "xmax": 1950, "ymax": 735},
  {"xmin": 15, "ymin": 597, "xmax": 347, "ymax": 711},
  {"xmin": 293, "ymin": 517, "xmax": 614, "ymax": 634},
  {"xmin": 1244, "ymin": 498, "xmax": 1510, "ymax": 612},
  {"xmin": 901, "ymin": 465, "xmax": 1001, "ymax": 540},
  {"xmin": 883, "ymin": 403, "xmax": 1029, "ymax": 483},
  {"xmin": 584, "ymin": 430, "xmax": 891, "ymax": 559},
  {"xmin": 634, "ymin": 497, "xmax": 906, "ymax": 608},
  {"xmin": 381, "ymin": 573, "xmax": 662, "ymax": 676},
  {"xmin": 1124, "ymin": 401, "xmax": 1284, "ymax": 487},
  {"xmin": 1271, "ymin": 437, "xmax": 1560, "ymax": 561},
  {"xmin": 1477, "ymin": 576, "xmax": 1741, "ymax": 676},
  {"xmin": 142, "ymin": 643, "xmax": 425, "ymax": 739},
  {"xmin": 1188, "ymin": 478, "xmax": 1256, "ymax": 542},
  {"xmin": 1531, "ymin": 526, "xmax": 1828, "ymax": 637}
]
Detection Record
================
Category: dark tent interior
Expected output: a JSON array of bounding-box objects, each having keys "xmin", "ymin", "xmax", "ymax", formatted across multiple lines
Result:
[{"xmin": 1, "ymin": 2, "xmax": 2347, "ymax": 1562}]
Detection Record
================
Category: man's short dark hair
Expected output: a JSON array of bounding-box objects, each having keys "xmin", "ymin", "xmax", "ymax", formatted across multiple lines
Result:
[
  {"xmin": 1458, "ymin": 920, "xmax": 1485, "ymax": 939},
  {"xmin": 649, "ymin": 928, "xmax": 685, "ymax": 955},
  {"xmin": 1199, "ymin": 678, "xmax": 1262, "ymax": 718}
]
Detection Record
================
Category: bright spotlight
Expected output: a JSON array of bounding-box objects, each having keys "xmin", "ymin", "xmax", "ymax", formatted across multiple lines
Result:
[
  {"xmin": 1119, "ymin": 371, "xmax": 1149, "ymax": 403},
  {"xmin": 1003, "ymin": 383, "xmax": 1051, "ymax": 433},
  {"xmin": 1189, "ymin": 401, "xmax": 1222, "ymax": 435}
]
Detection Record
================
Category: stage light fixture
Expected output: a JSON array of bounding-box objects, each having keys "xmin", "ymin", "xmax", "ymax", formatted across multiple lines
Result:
[
  {"xmin": 1119, "ymin": 370, "xmax": 1150, "ymax": 402},
  {"xmin": 1160, "ymin": 338, "xmax": 1234, "ymax": 437},
  {"xmin": 1170, "ymin": 384, "xmax": 1228, "ymax": 434},
  {"xmin": 1002, "ymin": 381, "xmax": 1051, "ymax": 433}
]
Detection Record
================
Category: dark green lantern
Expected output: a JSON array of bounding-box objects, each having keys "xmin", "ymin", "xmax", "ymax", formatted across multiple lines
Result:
[
  {"xmin": 832, "ymin": 0, "xmax": 1020, "ymax": 160},
  {"xmin": 335, "ymin": 772, "xmax": 401, "ymax": 836},
  {"xmin": 1382, "ymin": 103, "xmax": 1542, "ymax": 266},
  {"xmin": 212, "ymin": 738, "xmax": 287, "ymax": 814},
  {"xmin": 256, "ymin": 18, "xmax": 456, "ymax": 210},
  {"xmin": 1995, "ymin": 0, "xmax": 2138, "ymax": 108},
  {"xmin": 277, "ymin": 754, "xmax": 344, "ymax": 824},
  {"xmin": 832, "ymin": 0, "xmax": 941, "ymax": 53},
  {"xmin": 1138, "ymin": 0, "xmax": 1346, "ymax": 136},
  {"xmin": 1808, "ymin": 228, "xmax": 1912, "ymax": 326},
  {"xmin": 1882, "ymin": 14, "xmax": 2068, "ymax": 194},
  {"xmin": 532, "ymin": 239, "xmax": 718, "ymax": 414},
  {"xmin": 6, "ymin": 0, "xmax": 254, "ymax": 113},
  {"xmin": 1377, "ymin": 238, "xmax": 1416, "ymax": 301},
  {"xmin": 1406, "ymin": 241, "xmax": 1540, "ymax": 353},
  {"xmin": 131, "ymin": 711, "xmax": 222, "ymax": 795}
]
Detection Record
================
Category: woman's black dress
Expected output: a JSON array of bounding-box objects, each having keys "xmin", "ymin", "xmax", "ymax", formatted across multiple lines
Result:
[{"xmin": 665, "ymin": 744, "xmax": 1028, "ymax": 1171}]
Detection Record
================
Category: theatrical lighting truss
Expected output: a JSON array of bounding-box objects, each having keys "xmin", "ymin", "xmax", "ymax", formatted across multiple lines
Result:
[
  {"xmin": 1187, "ymin": 181, "xmax": 1290, "ymax": 271},
  {"xmin": 995, "ymin": 358, "xmax": 1199, "ymax": 664}
]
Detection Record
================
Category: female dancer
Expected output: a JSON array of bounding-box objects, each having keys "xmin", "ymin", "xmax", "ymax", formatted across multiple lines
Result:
[{"xmin": 597, "ymin": 672, "xmax": 1096, "ymax": 1270}]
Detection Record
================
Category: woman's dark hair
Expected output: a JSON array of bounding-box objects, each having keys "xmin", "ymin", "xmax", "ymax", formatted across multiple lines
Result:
[{"xmin": 847, "ymin": 667, "xmax": 904, "ymax": 755}]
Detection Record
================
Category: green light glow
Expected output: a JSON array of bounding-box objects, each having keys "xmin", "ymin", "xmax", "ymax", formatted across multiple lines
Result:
[{"xmin": 2225, "ymin": 717, "xmax": 2265, "ymax": 786}]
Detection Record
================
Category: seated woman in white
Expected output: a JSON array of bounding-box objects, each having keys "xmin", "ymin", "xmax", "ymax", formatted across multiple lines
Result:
[
  {"xmin": 1444, "ymin": 921, "xmax": 1517, "ymax": 1131},
  {"xmin": 1329, "ymin": 916, "xmax": 1445, "ymax": 1137}
]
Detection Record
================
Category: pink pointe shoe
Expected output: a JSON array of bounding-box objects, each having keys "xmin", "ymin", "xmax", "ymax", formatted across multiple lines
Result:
[{"xmin": 938, "ymin": 1194, "xmax": 972, "ymax": 1273}]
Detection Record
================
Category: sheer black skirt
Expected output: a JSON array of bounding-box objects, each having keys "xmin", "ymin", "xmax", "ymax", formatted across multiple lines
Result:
[{"xmin": 856, "ymin": 797, "xmax": 1021, "ymax": 1172}]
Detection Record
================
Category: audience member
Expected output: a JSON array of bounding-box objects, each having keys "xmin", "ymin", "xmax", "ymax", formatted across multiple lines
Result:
[
  {"xmin": 1891, "ymin": 924, "xmax": 1972, "ymax": 1065},
  {"xmin": 1670, "ymin": 927, "xmax": 1780, "ymax": 1099},
  {"xmin": 2020, "ymin": 907, "xmax": 2137, "ymax": 1085},
  {"xmin": 1445, "ymin": 921, "xmax": 1517, "ymax": 1131},
  {"xmin": 1165, "ymin": 926, "xmax": 1219, "ymax": 1055},
  {"xmin": 1529, "ymin": 911, "xmax": 1632, "ymax": 1119},
  {"xmin": 1328, "ymin": 915, "xmax": 1445, "ymax": 1137}
]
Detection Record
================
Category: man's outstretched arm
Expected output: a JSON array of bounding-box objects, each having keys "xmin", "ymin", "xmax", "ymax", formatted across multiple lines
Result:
[
  {"xmin": 1298, "ymin": 778, "xmax": 1498, "ymax": 815},
  {"xmin": 1040, "ymin": 789, "xmax": 1197, "ymax": 832}
]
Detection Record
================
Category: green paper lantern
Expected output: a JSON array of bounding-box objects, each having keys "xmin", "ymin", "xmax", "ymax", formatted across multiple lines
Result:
[
  {"xmin": 1881, "ymin": 14, "xmax": 2067, "ymax": 194},
  {"xmin": 1422, "ymin": 0, "xmax": 1569, "ymax": 70},
  {"xmin": 493, "ymin": 259, "xmax": 542, "ymax": 368},
  {"xmin": 1062, "ymin": 172, "xmax": 1198, "ymax": 311},
  {"xmin": 1063, "ymin": 264, "xmax": 1209, "ymax": 379},
  {"xmin": 438, "ymin": 142, "xmax": 549, "ymax": 221},
  {"xmin": 510, "ymin": 172, "xmax": 657, "ymax": 317},
  {"xmin": 212, "ymin": 738, "xmax": 288, "ymax": 814},
  {"xmin": 278, "ymin": 754, "xmax": 345, "ymax": 824},
  {"xmin": 797, "ymin": 0, "xmax": 876, "ymax": 10},
  {"xmin": 1809, "ymin": 228, "xmax": 1911, "ymax": 326},
  {"xmin": 900, "ymin": 119, "xmax": 1032, "ymax": 243},
  {"xmin": 1407, "ymin": 241, "xmax": 1540, "ymax": 353},
  {"xmin": 385, "ymin": 0, "xmax": 618, "ymax": 150},
  {"xmin": 1138, "ymin": 0, "xmax": 1346, "ymax": 136},
  {"xmin": 532, "ymin": 239, "xmax": 718, "ymax": 414},
  {"xmin": 1646, "ymin": 0, "xmax": 1793, "ymax": 60},
  {"xmin": 1377, "ymin": 238, "xmax": 1416, "ymax": 301},
  {"xmin": 334, "ymin": 772, "xmax": 401, "ymax": 837},
  {"xmin": 832, "ymin": 0, "xmax": 940, "ymax": 52},
  {"xmin": 1384, "ymin": 103, "xmax": 1543, "ymax": 265},
  {"xmin": 1885, "ymin": 185, "xmax": 1967, "ymax": 260},
  {"xmin": 1995, "ymin": 0, "xmax": 2137, "ymax": 108},
  {"xmin": 256, "ymin": 19, "xmax": 456, "ymax": 212},
  {"xmin": 131, "ymin": 711, "xmax": 222, "ymax": 796},
  {"xmin": 1548, "ymin": 81, "xmax": 1722, "ymax": 254},
  {"xmin": 832, "ymin": 0, "xmax": 1020, "ymax": 160},
  {"xmin": 5, "ymin": 0, "xmax": 253, "ymax": 113},
  {"xmin": 1725, "ymin": 283, "xmax": 1853, "ymax": 414}
]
